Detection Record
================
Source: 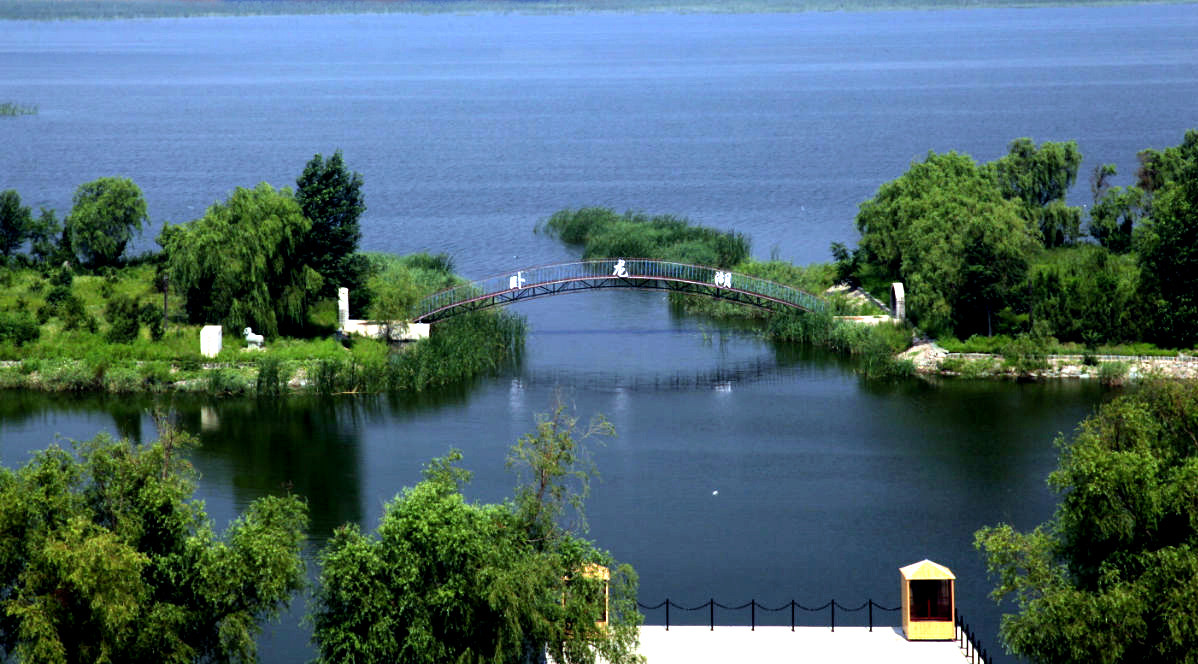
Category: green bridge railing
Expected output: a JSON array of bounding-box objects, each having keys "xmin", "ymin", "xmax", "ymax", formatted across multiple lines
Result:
[{"xmin": 413, "ymin": 258, "xmax": 828, "ymax": 323}]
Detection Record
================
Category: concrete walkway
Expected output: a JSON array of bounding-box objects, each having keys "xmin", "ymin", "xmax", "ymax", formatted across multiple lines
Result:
[{"xmin": 633, "ymin": 626, "xmax": 974, "ymax": 664}]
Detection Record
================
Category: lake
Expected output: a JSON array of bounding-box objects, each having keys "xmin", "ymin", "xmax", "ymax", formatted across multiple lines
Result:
[{"xmin": 3, "ymin": 4, "xmax": 1198, "ymax": 661}]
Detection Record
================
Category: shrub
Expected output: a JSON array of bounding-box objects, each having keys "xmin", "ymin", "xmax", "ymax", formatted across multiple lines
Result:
[
  {"xmin": 1002, "ymin": 334, "xmax": 1050, "ymax": 375},
  {"xmin": 205, "ymin": 368, "xmax": 249, "ymax": 396},
  {"xmin": 256, "ymin": 355, "xmax": 283, "ymax": 398},
  {"xmin": 105, "ymin": 294, "xmax": 141, "ymax": 344},
  {"xmin": 39, "ymin": 361, "xmax": 94, "ymax": 391},
  {"xmin": 103, "ymin": 365, "xmax": 142, "ymax": 393},
  {"xmin": 0, "ymin": 311, "xmax": 39, "ymax": 346},
  {"xmin": 138, "ymin": 361, "xmax": 173, "ymax": 389},
  {"xmin": 1098, "ymin": 361, "xmax": 1131, "ymax": 386}
]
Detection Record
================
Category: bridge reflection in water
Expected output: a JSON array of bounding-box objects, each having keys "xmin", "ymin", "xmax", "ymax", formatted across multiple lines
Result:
[{"xmin": 414, "ymin": 259, "xmax": 828, "ymax": 323}]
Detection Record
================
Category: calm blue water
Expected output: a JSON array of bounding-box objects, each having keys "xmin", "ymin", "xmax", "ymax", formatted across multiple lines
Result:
[{"xmin": 2, "ymin": 5, "xmax": 1197, "ymax": 662}]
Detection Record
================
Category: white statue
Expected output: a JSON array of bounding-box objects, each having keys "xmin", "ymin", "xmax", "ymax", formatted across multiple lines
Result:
[{"xmin": 243, "ymin": 327, "xmax": 264, "ymax": 348}]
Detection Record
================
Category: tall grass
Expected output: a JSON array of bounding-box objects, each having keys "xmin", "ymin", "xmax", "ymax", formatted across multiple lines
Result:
[
  {"xmin": 0, "ymin": 102, "xmax": 37, "ymax": 116},
  {"xmin": 541, "ymin": 208, "xmax": 750, "ymax": 269},
  {"xmin": 767, "ymin": 310, "xmax": 914, "ymax": 379}
]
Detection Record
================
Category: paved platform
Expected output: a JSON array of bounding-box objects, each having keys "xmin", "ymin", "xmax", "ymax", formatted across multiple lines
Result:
[{"xmin": 633, "ymin": 626, "xmax": 971, "ymax": 664}]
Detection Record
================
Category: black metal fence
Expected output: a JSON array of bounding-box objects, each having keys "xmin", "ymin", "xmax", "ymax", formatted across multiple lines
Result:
[
  {"xmin": 636, "ymin": 598, "xmax": 899, "ymax": 632},
  {"xmin": 637, "ymin": 599, "xmax": 991, "ymax": 664}
]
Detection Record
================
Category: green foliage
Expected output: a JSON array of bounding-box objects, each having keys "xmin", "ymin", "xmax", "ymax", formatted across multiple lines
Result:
[
  {"xmin": 1089, "ymin": 183, "xmax": 1145, "ymax": 253},
  {"xmin": 975, "ymin": 381, "xmax": 1198, "ymax": 664},
  {"xmin": 363, "ymin": 252, "xmax": 461, "ymax": 321},
  {"xmin": 855, "ymin": 150, "xmax": 1039, "ymax": 337},
  {"xmin": 104, "ymin": 294, "xmax": 141, "ymax": 344},
  {"xmin": 0, "ymin": 189, "xmax": 34, "ymax": 259},
  {"xmin": 543, "ymin": 208, "xmax": 749, "ymax": 268},
  {"xmin": 163, "ymin": 182, "xmax": 322, "ymax": 337},
  {"xmin": 1001, "ymin": 332, "xmax": 1050, "ymax": 375},
  {"xmin": 388, "ymin": 311, "xmax": 526, "ymax": 391},
  {"xmin": 1026, "ymin": 245, "xmax": 1140, "ymax": 344},
  {"xmin": 256, "ymin": 354, "xmax": 284, "ymax": 398},
  {"xmin": 0, "ymin": 430, "xmax": 307, "ymax": 663},
  {"xmin": 1096, "ymin": 361, "xmax": 1130, "ymax": 386},
  {"xmin": 936, "ymin": 355, "xmax": 1000, "ymax": 378},
  {"xmin": 987, "ymin": 137, "xmax": 1083, "ymax": 248},
  {"xmin": 766, "ymin": 310, "xmax": 913, "ymax": 378},
  {"xmin": 0, "ymin": 311, "xmax": 40, "ymax": 346},
  {"xmin": 28, "ymin": 207, "xmax": 64, "ymax": 265},
  {"xmin": 295, "ymin": 150, "xmax": 366, "ymax": 296},
  {"xmin": 0, "ymin": 101, "xmax": 37, "ymax": 116},
  {"xmin": 312, "ymin": 408, "xmax": 642, "ymax": 664},
  {"xmin": 1135, "ymin": 130, "xmax": 1198, "ymax": 349},
  {"xmin": 65, "ymin": 177, "xmax": 148, "ymax": 268}
]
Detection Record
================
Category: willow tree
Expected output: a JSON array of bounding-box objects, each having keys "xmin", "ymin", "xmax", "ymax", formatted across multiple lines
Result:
[
  {"xmin": 64, "ymin": 176, "xmax": 148, "ymax": 268},
  {"xmin": 312, "ymin": 406, "xmax": 643, "ymax": 664},
  {"xmin": 162, "ymin": 183, "xmax": 322, "ymax": 337},
  {"xmin": 0, "ymin": 431, "xmax": 308, "ymax": 664},
  {"xmin": 855, "ymin": 150, "xmax": 1039, "ymax": 337},
  {"xmin": 976, "ymin": 381, "xmax": 1198, "ymax": 664}
]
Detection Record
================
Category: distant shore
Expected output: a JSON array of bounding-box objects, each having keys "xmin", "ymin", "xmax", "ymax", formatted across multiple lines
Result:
[{"xmin": 0, "ymin": 0, "xmax": 1185, "ymax": 21}]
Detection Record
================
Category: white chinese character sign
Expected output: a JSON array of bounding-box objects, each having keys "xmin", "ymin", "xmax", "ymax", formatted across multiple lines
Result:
[
  {"xmin": 714, "ymin": 270, "xmax": 732, "ymax": 288},
  {"xmin": 612, "ymin": 259, "xmax": 629, "ymax": 278},
  {"xmin": 509, "ymin": 271, "xmax": 526, "ymax": 289}
]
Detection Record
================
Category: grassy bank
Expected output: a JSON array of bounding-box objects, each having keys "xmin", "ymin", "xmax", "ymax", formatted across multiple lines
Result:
[{"xmin": 0, "ymin": 254, "xmax": 525, "ymax": 395}]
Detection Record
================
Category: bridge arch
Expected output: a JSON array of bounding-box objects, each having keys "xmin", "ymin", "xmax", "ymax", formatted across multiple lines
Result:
[{"xmin": 413, "ymin": 259, "xmax": 827, "ymax": 324}]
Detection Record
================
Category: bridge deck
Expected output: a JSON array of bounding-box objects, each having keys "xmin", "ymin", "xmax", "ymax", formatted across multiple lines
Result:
[
  {"xmin": 414, "ymin": 259, "xmax": 828, "ymax": 323},
  {"xmin": 626, "ymin": 626, "xmax": 974, "ymax": 664}
]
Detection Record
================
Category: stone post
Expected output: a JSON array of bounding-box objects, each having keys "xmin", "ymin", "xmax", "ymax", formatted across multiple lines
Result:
[
  {"xmin": 890, "ymin": 282, "xmax": 906, "ymax": 322},
  {"xmin": 338, "ymin": 287, "xmax": 349, "ymax": 331}
]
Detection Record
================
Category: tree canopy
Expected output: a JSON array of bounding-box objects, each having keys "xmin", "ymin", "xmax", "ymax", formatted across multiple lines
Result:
[
  {"xmin": 976, "ymin": 381, "xmax": 1198, "ymax": 664},
  {"xmin": 295, "ymin": 150, "xmax": 366, "ymax": 298},
  {"xmin": 854, "ymin": 150, "xmax": 1039, "ymax": 337},
  {"xmin": 987, "ymin": 138, "xmax": 1083, "ymax": 248},
  {"xmin": 162, "ymin": 182, "xmax": 322, "ymax": 337},
  {"xmin": 0, "ymin": 189, "xmax": 33, "ymax": 260},
  {"xmin": 64, "ymin": 177, "xmax": 147, "ymax": 268},
  {"xmin": 311, "ymin": 404, "xmax": 642, "ymax": 664},
  {"xmin": 0, "ymin": 429, "xmax": 307, "ymax": 663},
  {"xmin": 1135, "ymin": 134, "xmax": 1198, "ymax": 348}
]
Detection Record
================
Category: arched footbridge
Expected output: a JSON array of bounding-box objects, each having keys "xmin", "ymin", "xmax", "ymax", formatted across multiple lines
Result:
[{"xmin": 413, "ymin": 259, "xmax": 829, "ymax": 324}]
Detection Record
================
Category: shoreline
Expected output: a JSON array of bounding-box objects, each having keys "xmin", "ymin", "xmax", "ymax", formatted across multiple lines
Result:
[{"xmin": 903, "ymin": 343, "xmax": 1198, "ymax": 382}]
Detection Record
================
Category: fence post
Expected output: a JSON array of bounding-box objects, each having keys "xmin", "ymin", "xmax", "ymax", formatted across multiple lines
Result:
[
  {"xmin": 665, "ymin": 599, "xmax": 669, "ymax": 632},
  {"xmin": 751, "ymin": 600, "xmax": 756, "ymax": 631},
  {"xmin": 830, "ymin": 601, "xmax": 835, "ymax": 633},
  {"xmin": 790, "ymin": 600, "xmax": 795, "ymax": 632},
  {"xmin": 709, "ymin": 599, "xmax": 714, "ymax": 631},
  {"xmin": 868, "ymin": 599, "xmax": 873, "ymax": 632}
]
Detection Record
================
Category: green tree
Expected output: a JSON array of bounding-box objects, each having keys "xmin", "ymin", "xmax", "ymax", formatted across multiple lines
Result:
[
  {"xmin": 64, "ymin": 177, "xmax": 148, "ymax": 268},
  {"xmin": 976, "ymin": 381, "xmax": 1198, "ymax": 664},
  {"xmin": 0, "ymin": 189, "xmax": 33, "ymax": 260},
  {"xmin": 987, "ymin": 137, "xmax": 1083, "ymax": 247},
  {"xmin": 1089, "ymin": 184, "xmax": 1145, "ymax": 254},
  {"xmin": 1135, "ymin": 130, "xmax": 1198, "ymax": 194},
  {"xmin": 311, "ymin": 407, "xmax": 642, "ymax": 664},
  {"xmin": 855, "ymin": 151, "xmax": 1039, "ymax": 337},
  {"xmin": 1136, "ymin": 133, "xmax": 1198, "ymax": 348},
  {"xmin": 295, "ymin": 151, "xmax": 366, "ymax": 297},
  {"xmin": 0, "ymin": 429, "xmax": 307, "ymax": 664},
  {"xmin": 163, "ymin": 183, "xmax": 322, "ymax": 337},
  {"xmin": 28, "ymin": 207, "xmax": 65, "ymax": 266}
]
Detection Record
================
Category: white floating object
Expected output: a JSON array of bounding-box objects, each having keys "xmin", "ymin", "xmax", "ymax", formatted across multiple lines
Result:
[{"xmin": 712, "ymin": 490, "xmax": 719, "ymax": 496}]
